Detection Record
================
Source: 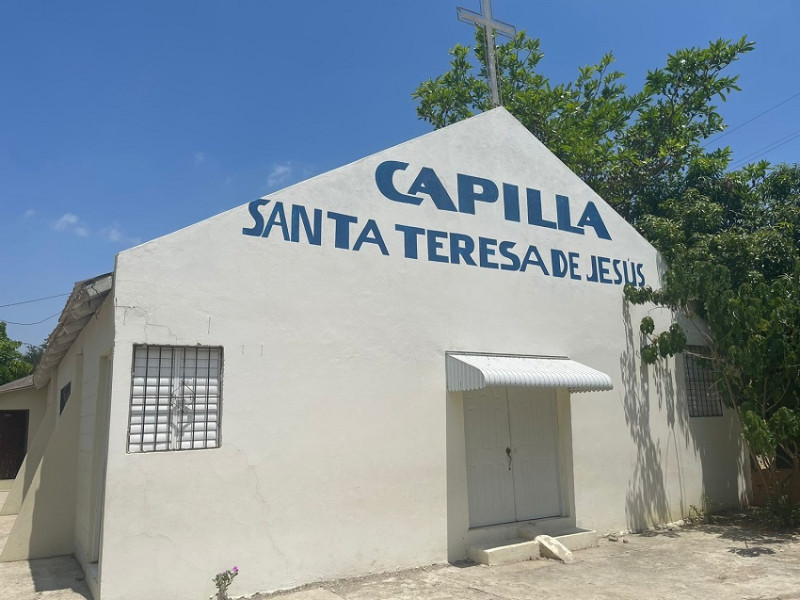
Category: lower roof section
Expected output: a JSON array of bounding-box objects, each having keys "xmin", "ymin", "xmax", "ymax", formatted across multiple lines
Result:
[
  {"xmin": 33, "ymin": 273, "xmax": 113, "ymax": 389},
  {"xmin": 0, "ymin": 375, "xmax": 34, "ymax": 395},
  {"xmin": 446, "ymin": 352, "xmax": 614, "ymax": 393}
]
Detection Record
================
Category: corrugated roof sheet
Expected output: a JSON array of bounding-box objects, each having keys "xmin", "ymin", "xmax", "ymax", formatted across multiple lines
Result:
[
  {"xmin": 446, "ymin": 352, "xmax": 613, "ymax": 393},
  {"xmin": 0, "ymin": 375, "xmax": 34, "ymax": 394},
  {"xmin": 33, "ymin": 273, "xmax": 113, "ymax": 389}
]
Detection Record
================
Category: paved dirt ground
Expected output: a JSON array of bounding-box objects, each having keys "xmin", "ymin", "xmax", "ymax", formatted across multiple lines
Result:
[
  {"xmin": 0, "ymin": 555, "xmax": 91, "ymax": 600},
  {"xmin": 258, "ymin": 516, "xmax": 800, "ymax": 600},
  {"xmin": 0, "ymin": 515, "xmax": 798, "ymax": 599}
]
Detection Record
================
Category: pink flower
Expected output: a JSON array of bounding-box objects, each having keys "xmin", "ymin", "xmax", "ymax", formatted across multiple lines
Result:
[{"xmin": 232, "ymin": 566, "xmax": 239, "ymax": 573}]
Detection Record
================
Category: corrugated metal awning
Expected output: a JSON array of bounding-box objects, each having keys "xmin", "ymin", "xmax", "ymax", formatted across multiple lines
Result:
[{"xmin": 446, "ymin": 352, "xmax": 613, "ymax": 393}]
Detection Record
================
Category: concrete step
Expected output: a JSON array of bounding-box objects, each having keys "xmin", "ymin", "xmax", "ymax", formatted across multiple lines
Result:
[
  {"xmin": 519, "ymin": 527, "xmax": 599, "ymax": 551},
  {"xmin": 467, "ymin": 538, "xmax": 541, "ymax": 566},
  {"xmin": 467, "ymin": 528, "xmax": 598, "ymax": 566}
]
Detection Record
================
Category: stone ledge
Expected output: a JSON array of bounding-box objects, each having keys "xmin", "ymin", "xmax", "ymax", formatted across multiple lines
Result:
[{"xmin": 467, "ymin": 539, "xmax": 541, "ymax": 566}]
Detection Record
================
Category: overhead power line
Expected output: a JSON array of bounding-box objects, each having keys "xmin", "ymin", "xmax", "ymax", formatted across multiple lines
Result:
[
  {"xmin": 730, "ymin": 127, "xmax": 800, "ymax": 169},
  {"xmin": 704, "ymin": 90, "xmax": 800, "ymax": 148},
  {"xmin": 0, "ymin": 292, "xmax": 70, "ymax": 309},
  {"xmin": 0, "ymin": 312, "xmax": 61, "ymax": 326}
]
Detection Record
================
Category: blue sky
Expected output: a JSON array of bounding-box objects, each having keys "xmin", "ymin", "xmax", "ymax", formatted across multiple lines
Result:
[{"xmin": 2, "ymin": 0, "xmax": 799, "ymax": 347}]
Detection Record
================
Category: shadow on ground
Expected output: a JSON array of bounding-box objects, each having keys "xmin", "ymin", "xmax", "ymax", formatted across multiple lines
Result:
[
  {"xmin": 0, "ymin": 555, "xmax": 91, "ymax": 600},
  {"xmin": 689, "ymin": 512, "xmax": 799, "ymax": 561}
]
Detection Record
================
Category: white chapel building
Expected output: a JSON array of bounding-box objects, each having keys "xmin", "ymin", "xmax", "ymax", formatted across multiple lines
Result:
[{"xmin": 0, "ymin": 108, "xmax": 748, "ymax": 600}]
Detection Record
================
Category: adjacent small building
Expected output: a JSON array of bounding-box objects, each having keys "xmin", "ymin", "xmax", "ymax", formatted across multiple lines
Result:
[
  {"xmin": 0, "ymin": 376, "xmax": 46, "ymax": 483},
  {"xmin": 0, "ymin": 108, "xmax": 748, "ymax": 600}
]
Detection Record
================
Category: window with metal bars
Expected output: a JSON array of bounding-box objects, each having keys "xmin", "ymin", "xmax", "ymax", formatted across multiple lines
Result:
[
  {"xmin": 127, "ymin": 345, "xmax": 223, "ymax": 453},
  {"xmin": 684, "ymin": 346, "xmax": 723, "ymax": 417}
]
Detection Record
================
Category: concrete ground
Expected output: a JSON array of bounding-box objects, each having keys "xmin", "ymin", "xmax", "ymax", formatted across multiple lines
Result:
[
  {"xmin": 0, "ymin": 555, "xmax": 91, "ymax": 600},
  {"xmin": 0, "ymin": 488, "xmax": 92, "ymax": 600},
  {"xmin": 0, "ymin": 517, "xmax": 798, "ymax": 600},
  {"xmin": 0, "ymin": 490, "xmax": 13, "ymax": 554},
  {"xmin": 257, "ymin": 518, "xmax": 800, "ymax": 600}
]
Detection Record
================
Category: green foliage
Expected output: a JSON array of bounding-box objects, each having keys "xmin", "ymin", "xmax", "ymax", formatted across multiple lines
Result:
[
  {"xmin": 684, "ymin": 496, "xmax": 723, "ymax": 524},
  {"xmin": 22, "ymin": 342, "xmax": 46, "ymax": 368},
  {"xmin": 415, "ymin": 31, "xmax": 799, "ymax": 499},
  {"xmin": 213, "ymin": 566, "xmax": 239, "ymax": 600},
  {"xmin": 0, "ymin": 322, "xmax": 34, "ymax": 386},
  {"xmin": 413, "ymin": 30, "xmax": 753, "ymax": 222},
  {"xmin": 626, "ymin": 166, "xmax": 800, "ymax": 494},
  {"xmin": 754, "ymin": 494, "xmax": 800, "ymax": 528},
  {"xmin": 637, "ymin": 321, "xmax": 688, "ymax": 365},
  {"xmin": 684, "ymin": 504, "xmax": 707, "ymax": 525},
  {"xmin": 640, "ymin": 316, "xmax": 655, "ymax": 335}
]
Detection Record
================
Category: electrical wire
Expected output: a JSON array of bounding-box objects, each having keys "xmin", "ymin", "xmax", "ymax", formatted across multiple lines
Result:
[
  {"xmin": 0, "ymin": 312, "xmax": 61, "ymax": 326},
  {"xmin": 0, "ymin": 292, "xmax": 70, "ymax": 308},
  {"xmin": 704, "ymin": 90, "xmax": 800, "ymax": 148},
  {"xmin": 729, "ymin": 128, "xmax": 800, "ymax": 169}
]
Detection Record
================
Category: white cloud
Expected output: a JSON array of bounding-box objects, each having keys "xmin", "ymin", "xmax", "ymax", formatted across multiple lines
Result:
[
  {"xmin": 53, "ymin": 213, "xmax": 90, "ymax": 237},
  {"xmin": 52, "ymin": 213, "xmax": 140, "ymax": 245},
  {"xmin": 54, "ymin": 213, "xmax": 78, "ymax": 229},
  {"xmin": 23, "ymin": 209, "xmax": 36, "ymax": 219},
  {"xmin": 194, "ymin": 151, "xmax": 206, "ymax": 165},
  {"xmin": 100, "ymin": 225, "xmax": 122, "ymax": 242},
  {"xmin": 267, "ymin": 163, "xmax": 293, "ymax": 188},
  {"xmin": 99, "ymin": 223, "xmax": 141, "ymax": 246}
]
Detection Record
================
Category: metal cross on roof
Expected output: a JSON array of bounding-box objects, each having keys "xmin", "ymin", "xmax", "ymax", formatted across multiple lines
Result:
[{"xmin": 457, "ymin": 0, "xmax": 516, "ymax": 108}]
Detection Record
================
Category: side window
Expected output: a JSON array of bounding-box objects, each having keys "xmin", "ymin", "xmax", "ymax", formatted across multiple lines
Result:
[
  {"xmin": 127, "ymin": 345, "xmax": 223, "ymax": 453},
  {"xmin": 684, "ymin": 346, "xmax": 723, "ymax": 417},
  {"xmin": 59, "ymin": 382, "xmax": 72, "ymax": 415}
]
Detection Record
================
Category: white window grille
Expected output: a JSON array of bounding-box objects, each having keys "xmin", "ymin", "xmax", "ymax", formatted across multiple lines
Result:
[{"xmin": 128, "ymin": 345, "xmax": 223, "ymax": 453}]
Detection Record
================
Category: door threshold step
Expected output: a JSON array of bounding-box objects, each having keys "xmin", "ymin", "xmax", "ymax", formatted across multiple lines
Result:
[
  {"xmin": 467, "ymin": 538, "xmax": 540, "ymax": 566},
  {"xmin": 467, "ymin": 529, "xmax": 597, "ymax": 566},
  {"xmin": 518, "ymin": 527, "xmax": 599, "ymax": 551}
]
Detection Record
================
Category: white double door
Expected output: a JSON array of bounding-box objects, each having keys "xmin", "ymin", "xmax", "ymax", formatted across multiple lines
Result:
[{"xmin": 464, "ymin": 386, "xmax": 563, "ymax": 527}]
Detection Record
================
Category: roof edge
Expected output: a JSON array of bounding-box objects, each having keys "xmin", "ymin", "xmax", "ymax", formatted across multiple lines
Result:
[
  {"xmin": 32, "ymin": 273, "xmax": 114, "ymax": 389},
  {"xmin": 0, "ymin": 374, "xmax": 35, "ymax": 394}
]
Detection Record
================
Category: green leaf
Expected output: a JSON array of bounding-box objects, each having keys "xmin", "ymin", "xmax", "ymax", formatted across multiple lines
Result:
[{"xmin": 640, "ymin": 316, "xmax": 655, "ymax": 335}]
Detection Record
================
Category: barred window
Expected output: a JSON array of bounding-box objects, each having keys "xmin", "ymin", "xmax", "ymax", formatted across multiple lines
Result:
[
  {"xmin": 684, "ymin": 346, "xmax": 723, "ymax": 417},
  {"xmin": 128, "ymin": 345, "xmax": 223, "ymax": 453}
]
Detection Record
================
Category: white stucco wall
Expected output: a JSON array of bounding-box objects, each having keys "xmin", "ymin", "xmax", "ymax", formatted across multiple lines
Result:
[
  {"xmin": 0, "ymin": 383, "xmax": 53, "ymax": 516},
  {"xmin": 69, "ymin": 299, "xmax": 114, "ymax": 592},
  {"xmin": 0, "ymin": 384, "xmax": 47, "ymax": 471},
  {"xmin": 98, "ymin": 108, "xmax": 746, "ymax": 600},
  {"xmin": 0, "ymin": 296, "xmax": 114, "ymax": 567}
]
